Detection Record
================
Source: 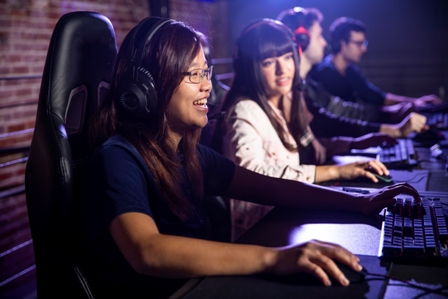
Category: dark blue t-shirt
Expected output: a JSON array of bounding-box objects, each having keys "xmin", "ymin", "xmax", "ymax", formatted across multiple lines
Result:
[
  {"xmin": 75, "ymin": 134, "xmax": 235, "ymax": 298},
  {"xmin": 310, "ymin": 55, "xmax": 386, "ymax": 106}
]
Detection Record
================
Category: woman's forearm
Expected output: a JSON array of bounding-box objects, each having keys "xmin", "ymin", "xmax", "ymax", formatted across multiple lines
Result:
[
  {"xmin": 315, "ymin": 165, "xmax": 340, "ymax": 183},
  {"xmin": 111, "ymin": 213, "xmax": 277, "ymax": 278},
  {"xmin": 137, "ymin": 234, "xmax": 276, "ymax": 277},
  {"xmin": 225, "ymin": 165, "xmax": 361, "ymax": 212}
]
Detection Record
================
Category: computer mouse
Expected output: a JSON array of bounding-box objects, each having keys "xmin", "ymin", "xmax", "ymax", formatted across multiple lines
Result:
[
  {"xmin": 332, "ymin": 261, "xmax": 366, "ymax": 283},
  {"xmin": 365, "ymin": 168, "xmax": 394, "ymax": 183}
]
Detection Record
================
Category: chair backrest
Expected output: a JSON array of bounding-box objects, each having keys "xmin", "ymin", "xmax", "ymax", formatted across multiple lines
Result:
[{"xmin": 25, "ymin": 11, "xmax": 117, "ymax": 298}]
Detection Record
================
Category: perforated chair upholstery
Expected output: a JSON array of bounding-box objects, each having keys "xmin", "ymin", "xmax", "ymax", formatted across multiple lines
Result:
[{"xmin": 25, "ymin": 11, "xmax": 117, "ymax": 298}]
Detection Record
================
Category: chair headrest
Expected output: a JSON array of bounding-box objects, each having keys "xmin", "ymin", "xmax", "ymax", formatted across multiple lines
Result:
[{"xmin": 38, "ymin": 11, "xmax": 117, "ymax": 136}]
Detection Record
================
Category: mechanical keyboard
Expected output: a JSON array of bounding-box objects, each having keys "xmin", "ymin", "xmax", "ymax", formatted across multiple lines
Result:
[
  {"xmin": 426, "ymin": 112, "xmax": 448, "ymax": 130},
  {"xmin": 416, "ymin": 101, "xmax": 448, "ymax": 113},
  {"xmin": 378, "ymin": 193, "xmax": 448, "ymax": 266},
  {"xmin": 377, "ymin": 139, "xmax": 417, "ymax": 169}
]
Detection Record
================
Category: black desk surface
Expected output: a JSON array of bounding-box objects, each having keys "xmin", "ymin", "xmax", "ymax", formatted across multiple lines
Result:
[
  {"xmin": 173, "ymin": 191, "xmax": 448, "ymax": 299},
  {"xmin": 327, "ymin": 137, "xmax": 448, "ymax": 192},
  {"xmin": 172, "ymin": 134, "xmax": 448, "ymax": 299},
  {"xmin": 177, "ymin": 254, "xmax": 387, "ymax": 299}
]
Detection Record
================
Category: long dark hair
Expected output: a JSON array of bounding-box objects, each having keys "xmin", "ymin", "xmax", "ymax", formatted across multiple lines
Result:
[
  {"xmin": 213, "ymin": 19, "xmax": 308, "ymax": 153},
  {"xmin": 90, "ymin": 18, "xmax": 204, "ymax": 221}
]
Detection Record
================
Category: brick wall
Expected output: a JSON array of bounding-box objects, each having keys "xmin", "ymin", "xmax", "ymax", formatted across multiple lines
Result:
[
  {"xmin": 0, "ymin": 0, "xmax": 152, "ymax": 190},
  {"xmin": 0, "ymin": 0, "xmax": 229, "ymax": 295},
  {"xmin": 170, "ymin": 0, "xmax": 230, "ymax": 58}
]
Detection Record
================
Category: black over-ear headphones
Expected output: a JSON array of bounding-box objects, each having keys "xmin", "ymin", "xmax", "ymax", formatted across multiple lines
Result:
[
  {"xmin": 116, "ymin": 17, "xmax": 172, "ymax": 120},
  {"xmin": 277, "ymin": 7, "xmax": 310, "ymax": 55},
  {"xmin": 294, "ymin": 26, "xmax": 310, "ymax": 55},
  {"xmin": 330, "ymin": 28, "xmax": 342, "ymax": 54},
  {"xmin": 291, "ymin": 9, "xmax": 310, "ymax": 54}
]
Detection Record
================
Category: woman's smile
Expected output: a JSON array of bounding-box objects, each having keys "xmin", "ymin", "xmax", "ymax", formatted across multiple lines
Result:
[
  {"xmin": 193, "ymin": 98, "xmax": 208, "ymax": 110},
  {"xmin": 276, "ymin": 76, "xmax": 291, "ymax": 87}
]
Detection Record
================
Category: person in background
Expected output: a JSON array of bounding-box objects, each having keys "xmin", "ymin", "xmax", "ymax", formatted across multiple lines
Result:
[
  {"xmin": 310, "ymin": 16, "xmax": 441, "ymax": 110},
  {"xmin": 73, "ymin": 16, "xmax": 421, "ymax": 298},
  {"xmin": 197, "ymin": 31, "xmax": 229, "ymax": 147},
  {"xmin": 277, "ymin": 7, "xmax": 429, "ymax": 140},
  {"xmin": 213, "ymin": 18, "xmax": 405, "ymax": 241}
]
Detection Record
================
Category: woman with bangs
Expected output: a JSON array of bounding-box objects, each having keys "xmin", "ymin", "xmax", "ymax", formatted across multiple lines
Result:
[{"xmin": 214, "ymin": 19, "xmax": 395, "ymax": 241}]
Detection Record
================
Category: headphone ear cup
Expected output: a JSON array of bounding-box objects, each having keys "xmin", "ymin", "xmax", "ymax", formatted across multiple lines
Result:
[
  {"xmin": 116, "ymin": 66, "xmax": 158, "ymax": 120},
  {"xmin": 115, "ymin": 17, "xmax": 172, "ymax": 121},
  {"xmin": 294, "ymin": 26, "xmax": 310, "ymax": 51},
  {"xmin": 330, "ymin": 39, "xmax": 341, "ymax": 53}
]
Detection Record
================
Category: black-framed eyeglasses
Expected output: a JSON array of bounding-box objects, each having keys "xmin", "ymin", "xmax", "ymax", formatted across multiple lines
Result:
[
  {"xmin": 181, "ymin": 66, "xmax": 213, "ymax": 84},
  {"xmin": 348, "ymin": 39, "xmax": 368, "ymax": 48}
]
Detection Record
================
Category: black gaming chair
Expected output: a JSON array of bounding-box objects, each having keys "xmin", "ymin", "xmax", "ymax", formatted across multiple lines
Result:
[{"xmin": 25, "ymin": 11, "xmax": 117, "ymax": 298}]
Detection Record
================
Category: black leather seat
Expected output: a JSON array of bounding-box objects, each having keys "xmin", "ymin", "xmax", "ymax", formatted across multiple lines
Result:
[{"xmin": 25, "ymin": 11, "xmax": 117, "ymax": 298}]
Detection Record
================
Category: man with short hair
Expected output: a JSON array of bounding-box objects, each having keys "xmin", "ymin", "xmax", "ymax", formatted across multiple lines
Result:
[
  {"xmin": 277, "ymin": 7, "xmax": 428, "ymax": 139},
  {"xmin": 310, "ymin": 16, "xmax": 440, "ymax": 108}
]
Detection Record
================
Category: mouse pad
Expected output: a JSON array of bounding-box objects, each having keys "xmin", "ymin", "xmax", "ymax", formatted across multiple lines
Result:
[{"xmin": 180, "ymin": 255, "xmax": 389, "ymax": 299}]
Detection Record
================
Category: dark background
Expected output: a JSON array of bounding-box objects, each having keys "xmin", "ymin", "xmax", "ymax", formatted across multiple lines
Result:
[{"xmin": 226, "ymin": 0, "xmax": 448, "ymax": 98}]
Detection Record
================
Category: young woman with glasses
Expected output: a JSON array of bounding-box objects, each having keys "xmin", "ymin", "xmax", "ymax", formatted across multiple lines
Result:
[{"xmin": 74, "ymin": 16, "xmax": 421, "ymax": 298}]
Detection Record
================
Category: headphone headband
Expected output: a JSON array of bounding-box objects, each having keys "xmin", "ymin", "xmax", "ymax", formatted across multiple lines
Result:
[
  {"xmin": 234, "ymin": 19, "xmax": 292, "ymax": 60},
  {"xmin": 277, "ymin": 6, "xmax": 310, "ymax": 53},
  {"xmin": 131, "ymin": 18, "xmax": 172, "ymax": 67}
]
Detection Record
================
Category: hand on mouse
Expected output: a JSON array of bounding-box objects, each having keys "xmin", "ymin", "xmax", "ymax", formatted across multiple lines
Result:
[
  {"xmin": 335, "ymin": 160, "xmax": 389, "ymax": 183},
  {"xmin": 267, "ymin": 240, "xmax": 363, "ymax": 286}
]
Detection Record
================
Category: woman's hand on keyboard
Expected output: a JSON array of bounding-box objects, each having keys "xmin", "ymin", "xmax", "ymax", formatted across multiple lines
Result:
[{"xmin": 360, "ymin": 182, "xmax": 421, "ymax": 214}]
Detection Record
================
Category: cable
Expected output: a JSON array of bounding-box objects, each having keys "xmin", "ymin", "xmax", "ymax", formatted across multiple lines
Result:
[
  {"xmin": 417, "ymin": 159, "xmax": 439, "ymax": 163},
  {"xmin": 413, "ymin": 287, "xmax": 448, "ymax": 299},
  {"xmin": 363, "ymin": 269, "xmax": 448, "ymax": 298}
]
